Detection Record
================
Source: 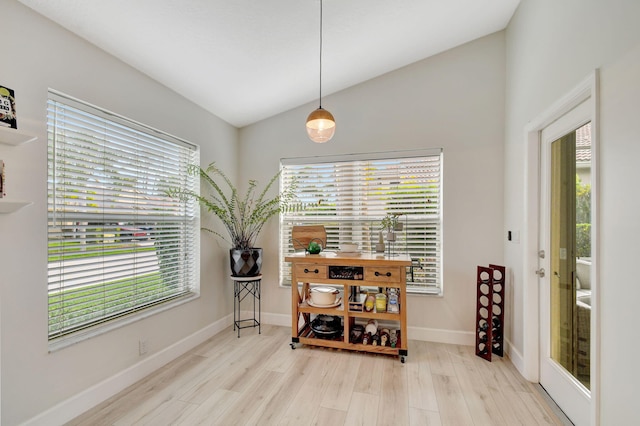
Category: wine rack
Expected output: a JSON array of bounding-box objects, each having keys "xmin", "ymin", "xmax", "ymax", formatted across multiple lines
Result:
[
  {"xmin": 475, "ymin": 264, "xmax": 505, "ymax": 361},
  {"xmin": 489, "ymin": 264, "xmax": 505, "ymax": 357}
]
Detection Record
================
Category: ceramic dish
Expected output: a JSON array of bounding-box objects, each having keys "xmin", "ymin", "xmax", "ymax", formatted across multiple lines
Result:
[
  {"xmin": 307, "ymin": 297, "xmax": 342, "ymax": 308},
  {"xmin": 310, "ymin": 286, "xmax": 339, "ymax": 305},
  {"xmin": 340, "ymin": 243, "xmax": 358, "ymax": 252}
]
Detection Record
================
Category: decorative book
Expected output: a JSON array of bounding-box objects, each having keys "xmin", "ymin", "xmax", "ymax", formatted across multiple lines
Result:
[{"xmin": 0, "ymin": 86, "xmax": 17, "ymax": 129}]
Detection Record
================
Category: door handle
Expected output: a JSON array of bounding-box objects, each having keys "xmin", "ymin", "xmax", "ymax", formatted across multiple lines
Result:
[{"xmin": 535, "ymin": 268, "xmax": 545, "ymax": 278}]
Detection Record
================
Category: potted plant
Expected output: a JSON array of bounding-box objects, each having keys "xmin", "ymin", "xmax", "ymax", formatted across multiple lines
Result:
[
  {"xmin": 380, "ymin": 213, "xmax": 403, "ymax": 241},
  {"xmin": 166, "ymin": 162, "xmax": 299, "ymax": 277}
]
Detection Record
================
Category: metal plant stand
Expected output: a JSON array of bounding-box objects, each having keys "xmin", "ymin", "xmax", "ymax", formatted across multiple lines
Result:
[{"xmin": 231, "ymin": 274, "xmax": 261, "ymax": 337}]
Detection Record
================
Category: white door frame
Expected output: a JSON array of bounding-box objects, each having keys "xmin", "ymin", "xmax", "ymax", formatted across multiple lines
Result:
[{"xmin": 522, "ymin": 70, "xmax": 600, "ymax": 424}]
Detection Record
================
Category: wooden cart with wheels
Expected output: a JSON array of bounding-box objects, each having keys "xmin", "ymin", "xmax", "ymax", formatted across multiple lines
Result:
[{"xmin": 286, "ymin": 252, "xmax": 411, "ymax": 362}]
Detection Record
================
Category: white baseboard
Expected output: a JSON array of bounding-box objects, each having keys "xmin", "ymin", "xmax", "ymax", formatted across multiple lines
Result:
[
  {"xmin": 407, "ymin": 325, "xmax": 475, "ymax": 345},
  {"xmin": 260, "ymin": 312, "xmax": 290, "ymax": 327},
  {"xmin": 504, "ymin": 338, "xmax": 526, "ymax": 376},
  {"xmin": 266, "ymin": 316, "xmax": 526, "ymax": 378},
  {"xmin": 23, "ymin": 314, "xmax": 232, "ymax": 426},
  {"xmin": 258, "ymin": 312, "xmax": 475, "ymax": 346}
]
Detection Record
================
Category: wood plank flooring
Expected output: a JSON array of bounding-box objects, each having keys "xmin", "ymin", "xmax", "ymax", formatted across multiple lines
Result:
[{"xmin": 67, "ymin": 325, "xmax": 565, "ymax": 426}]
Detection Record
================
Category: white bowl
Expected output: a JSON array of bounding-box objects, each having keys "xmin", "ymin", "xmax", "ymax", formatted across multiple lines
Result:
[
  {"xmin": 340, "ymin": 243, "xmax": 358, "ymax": 252},
  {"xmin": 310, "ymin": 287, "xmax": 339, "ymax": 305}
]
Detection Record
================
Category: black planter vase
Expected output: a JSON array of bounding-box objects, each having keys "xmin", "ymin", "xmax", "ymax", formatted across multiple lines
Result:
[{"xmin": 230, "ymin": 248, "xmax": 263, "ymax": 277}]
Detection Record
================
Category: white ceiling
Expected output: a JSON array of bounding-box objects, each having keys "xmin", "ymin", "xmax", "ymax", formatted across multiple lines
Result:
[{"xmin": 19, "ymin": 0, "xmax": 520, "ymax": 128}]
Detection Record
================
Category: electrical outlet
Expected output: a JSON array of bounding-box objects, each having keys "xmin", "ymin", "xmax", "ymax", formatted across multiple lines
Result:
[{"xmin": 139, "ymin": 339, "xmax": 148, "ymax": 355}]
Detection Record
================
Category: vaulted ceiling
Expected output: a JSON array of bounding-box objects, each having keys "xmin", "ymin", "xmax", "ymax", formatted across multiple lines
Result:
[{"xmin": 19, "ymin": 0, "xmax": 520, "ymax": 127}]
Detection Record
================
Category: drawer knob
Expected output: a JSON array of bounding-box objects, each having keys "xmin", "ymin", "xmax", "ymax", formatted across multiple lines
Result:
[
  {"xmin": 375, "ymin": 271, "xmax": 392, "ymax": 277},
  {"xmin": 304, "ymin": 268, "xmax": 319, "ymax": 274}
]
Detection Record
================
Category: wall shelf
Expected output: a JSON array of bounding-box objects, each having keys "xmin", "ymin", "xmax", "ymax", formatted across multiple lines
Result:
[
  {"xmin": 0, "ymin": 127, "xmax": 37, "ymax": 212},
  {"xmin": 0, "ymin": 127, "xmax": 37, "ymax": 146},
  {"xmin": 0, "ymin": 200, "xmax": 33, "ymax": 214}
]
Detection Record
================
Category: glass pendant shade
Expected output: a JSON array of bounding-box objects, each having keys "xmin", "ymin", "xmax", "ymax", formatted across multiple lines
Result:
[{"xmin": 306, "ymin": 107, "xmax": 335, "ymax": 143}]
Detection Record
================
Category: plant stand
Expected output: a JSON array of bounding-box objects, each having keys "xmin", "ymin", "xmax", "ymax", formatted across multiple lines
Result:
[{"xmin": 231, "ymin": 274, "xmax": 261, "ymax": 338}]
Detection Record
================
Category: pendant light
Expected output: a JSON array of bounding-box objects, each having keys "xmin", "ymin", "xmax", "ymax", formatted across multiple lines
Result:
[{"xmin": 306, "ymin": 0, "xmax": 335, "ymax": 143}]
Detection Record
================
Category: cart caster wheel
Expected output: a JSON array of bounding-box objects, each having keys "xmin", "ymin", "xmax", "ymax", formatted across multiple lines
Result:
[
  {"xmin": 290, "ymin": 343, "xmax": 296, "ymax": 350},
  {"xmin": 400, "ymin": 356, "xmax": 406, "ymax": 363}
]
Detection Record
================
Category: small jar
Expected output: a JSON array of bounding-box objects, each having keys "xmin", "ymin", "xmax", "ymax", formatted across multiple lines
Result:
[
  {"xmin": 387, "ymin": 288, "xmax": 399, "ymax": 313},
  {"xmin": 364, "ymin": 294, "xmax": 375, "ymax": 312},
  {"xmin": 375, "ymin": 293, "xmax": 387, "ymax": 313}
]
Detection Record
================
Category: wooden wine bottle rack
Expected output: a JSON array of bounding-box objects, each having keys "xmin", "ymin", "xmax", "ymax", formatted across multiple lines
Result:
[{"xmin": 475, "ymin": 264, "xmax": 505, "ymax": 361}]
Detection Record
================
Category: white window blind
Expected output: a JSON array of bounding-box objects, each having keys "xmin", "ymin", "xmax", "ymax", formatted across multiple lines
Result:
[
  {"xmin": 47, "ymin": 90, "xmax": 199, "ymax": 341},
  {"xmin": 280, "ymin": 150, "xmax": 442, "ymax": 294}
]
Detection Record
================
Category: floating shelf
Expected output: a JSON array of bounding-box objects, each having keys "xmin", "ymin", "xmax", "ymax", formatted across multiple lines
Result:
[
  {"xmin": 0, "ymin": 200, "xmax": 33, "ymax": 214},
  {"xmin": 0, "ymin": 127, "xmax": 37, "ymax": 146},
  {"xmin": 0, "ymin": 127, "xmax": 37, "ymax": 213}
]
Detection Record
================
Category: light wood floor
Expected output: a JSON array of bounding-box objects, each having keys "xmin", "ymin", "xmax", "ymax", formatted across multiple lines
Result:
[{"xmin": 67, "ymin": 325, "xmax": 565, "ymax": 426}]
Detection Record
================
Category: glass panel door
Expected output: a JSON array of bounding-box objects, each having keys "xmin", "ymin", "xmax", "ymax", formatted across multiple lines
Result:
[
  {"xmin": 550, "ymin": 131, "xmax": 577, "ymax": 375},
  {"xmin": 539, "ymin": 100, "xmax": 591, "ymax": 426}
]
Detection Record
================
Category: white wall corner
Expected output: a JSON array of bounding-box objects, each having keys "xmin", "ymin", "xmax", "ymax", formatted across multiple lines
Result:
[{"xmin": 22, "ymin": 314, "xmax": 232, "ymax": 426}]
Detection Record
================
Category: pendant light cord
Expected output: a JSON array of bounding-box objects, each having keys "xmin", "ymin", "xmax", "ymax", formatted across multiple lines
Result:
[{"xmin": 319, "ymin": 0, "xmax": 324, "ymax": 109}]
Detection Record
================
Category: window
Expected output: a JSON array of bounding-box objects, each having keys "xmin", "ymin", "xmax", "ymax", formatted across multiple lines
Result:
[
  {"xmin": 279, "ymin": 149, "xmax": 442, "ymax": 294},
  {"xmin": 47, "ymin": 90, "xmax": 199, "ymax": 343}
]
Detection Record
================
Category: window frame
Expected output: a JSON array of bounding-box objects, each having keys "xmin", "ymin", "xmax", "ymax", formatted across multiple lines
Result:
[
  {"xmin": 279, "ymin": 149, "xmax": 443, "ymax": 295},
  {"xmin": 47, "ymin": 90, "xmax": 200, "ymax": 349}
]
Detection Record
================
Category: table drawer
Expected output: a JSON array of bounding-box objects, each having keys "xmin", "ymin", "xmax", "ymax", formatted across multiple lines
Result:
[
  {"xmin": 295, "ymin": 264, "xmax": 328, "ymax": 280},
  {"xmin": 365, "ymin": 266, "xmax": 402, "ymax": 283}
]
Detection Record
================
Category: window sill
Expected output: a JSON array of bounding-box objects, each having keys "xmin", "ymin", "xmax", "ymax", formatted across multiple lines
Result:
[
  {"xmin": 48, "ymin": 292, "xmax": 199, "ymax": 353},
  {"xmin": 407, "ymin": 287, "xmax": 443, "ymax": 297}
]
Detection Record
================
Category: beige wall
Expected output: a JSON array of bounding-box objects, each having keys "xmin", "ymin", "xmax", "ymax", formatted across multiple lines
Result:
[
  {"xmin": 597, "ymin": 43, "xmax": 640, "ymax": 422},
  {"xmin": 505, "ymin": 0, "xmax": 640, "ymax": 422},
  {"xmin": 1, "ymin": 2, "xmax": 237, "ymax": 425},
  {"xmin": 240, "ymin": 32, "xmax": 506, "ymax": 342}
]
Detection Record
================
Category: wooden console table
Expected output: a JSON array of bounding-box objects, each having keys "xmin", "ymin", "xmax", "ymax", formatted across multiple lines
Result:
[{"xmin": 285, "ymin": 252, "xmax": 411, "ymax": 362}]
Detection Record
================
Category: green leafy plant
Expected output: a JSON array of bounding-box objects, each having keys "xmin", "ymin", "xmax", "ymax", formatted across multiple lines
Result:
[
  {"xmin": 166, "ymin": 162, "xmax": 300, "ymax": 250},
  {"xmin": 576, "ymin": 175, "xmax": 591, "ymax": 257},
  {"xmin": 380, "ymin": 213, "xmax": 402, "ymax": 231}
]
